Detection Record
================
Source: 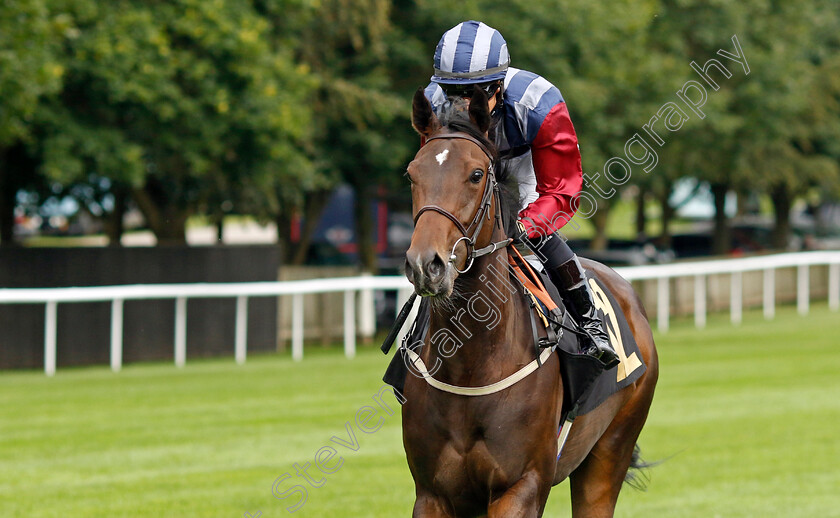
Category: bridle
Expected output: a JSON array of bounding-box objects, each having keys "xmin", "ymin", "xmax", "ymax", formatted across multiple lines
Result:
[{"xmin": 413, "ymin": 132, "xmax": 512, "ymax": 274}]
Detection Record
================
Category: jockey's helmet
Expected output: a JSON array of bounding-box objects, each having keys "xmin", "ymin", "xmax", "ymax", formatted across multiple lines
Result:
[{"xmin": 431, "ymin": 21, "xmax": 510, "ymax": 85}]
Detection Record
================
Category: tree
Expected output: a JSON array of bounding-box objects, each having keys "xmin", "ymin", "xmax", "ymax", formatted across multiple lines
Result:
[
  {"xmin": 651, "ymin": 0, "xmax": 840, "ymax": 253},
  {"xmin": 262, "ymin": 0, "xmax": 412, "ymax": 268},
  {"xmin": 0, "ymin": 1, "xmax": 64, "ymax": 245},
  {"xmin": 44, "ymin": 0, "xmax": 314, "ymax": 245}
]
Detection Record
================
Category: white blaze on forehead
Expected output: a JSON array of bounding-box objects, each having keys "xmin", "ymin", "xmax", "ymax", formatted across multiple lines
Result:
[{"xmin": 435, "ymin": 148, "xmax": 449, "ymax": 166}]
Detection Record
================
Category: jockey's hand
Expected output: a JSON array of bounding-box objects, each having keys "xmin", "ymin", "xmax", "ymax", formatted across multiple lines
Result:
[{"xmin": 512, "ymin": 220, "xmax": 529, "ymax": 244}]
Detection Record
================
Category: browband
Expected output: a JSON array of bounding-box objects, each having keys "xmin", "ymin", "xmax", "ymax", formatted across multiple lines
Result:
[{"xmin": 424, "ymin": 132, "xmax": 495, "ymax": 162}]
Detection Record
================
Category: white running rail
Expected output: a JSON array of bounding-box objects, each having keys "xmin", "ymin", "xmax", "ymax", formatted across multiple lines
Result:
[{"xmin": 0, "ymin": 251, "xmax": 838, "ymax": 376}]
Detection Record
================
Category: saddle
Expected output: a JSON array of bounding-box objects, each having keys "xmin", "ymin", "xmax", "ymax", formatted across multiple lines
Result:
[
  {"xmin": 506, "ymin": 246, "xmax": 645, "ymax": 417},
  {"xmin": 382, "ymin": 246, "xmax": 646, "ymax": 421}
]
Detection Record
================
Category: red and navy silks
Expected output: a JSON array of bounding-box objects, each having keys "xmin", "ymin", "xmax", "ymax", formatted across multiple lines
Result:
[{"xmin": 425, "ymin": 67, "xmax": 583, "ymax": 238}]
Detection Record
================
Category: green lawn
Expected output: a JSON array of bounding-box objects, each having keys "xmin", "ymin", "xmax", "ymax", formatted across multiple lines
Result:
[{"xmin": 1, "ymin": 305, "xmax": 839, "ymax": 517}]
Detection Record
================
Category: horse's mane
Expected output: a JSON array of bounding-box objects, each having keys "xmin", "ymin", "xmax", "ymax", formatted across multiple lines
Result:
[{"xmin": 436, "ymin": 98, "xmax": 520, "ymax": 237}]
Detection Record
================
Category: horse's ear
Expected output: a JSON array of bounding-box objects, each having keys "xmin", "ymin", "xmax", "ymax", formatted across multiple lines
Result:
[
  {"xmin": 468, "ymin": 85, "xmax": 491, "ymax": 134},
  {"xmin": 412, "ymin": 88, "xmax": 439, "ymax": 137}
]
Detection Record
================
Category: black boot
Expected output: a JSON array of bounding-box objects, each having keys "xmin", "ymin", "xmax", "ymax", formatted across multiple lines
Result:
[{"xmin": 547, "ymin": 257, "xmax": 620, "ymax": 369}]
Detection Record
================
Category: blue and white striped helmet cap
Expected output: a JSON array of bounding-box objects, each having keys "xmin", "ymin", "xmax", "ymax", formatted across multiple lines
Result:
[{"xmin": 432, "ymin": 21, "xmax": 510, "ymax": 84}]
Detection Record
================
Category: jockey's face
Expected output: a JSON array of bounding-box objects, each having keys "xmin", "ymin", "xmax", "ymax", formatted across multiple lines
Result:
[
  {"xmin": 486, "ymin": 92, "xmax": 498, "ymax": 112},
  {"xmin": 441, "ymin": 81, "xmax": 500, "ymax": 111},
  {"xmin": 451, "ymin": 89, "xmax": 497, "ymax": 114}
]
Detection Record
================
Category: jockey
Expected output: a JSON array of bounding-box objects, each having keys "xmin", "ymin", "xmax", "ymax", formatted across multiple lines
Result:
[{"xmin": 424, "ymin": 20, "xmax": 619, "ymax": 368}]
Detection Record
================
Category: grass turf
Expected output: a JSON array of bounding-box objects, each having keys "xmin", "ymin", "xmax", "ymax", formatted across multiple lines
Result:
[{"xmin": 1, "ymin": 304, "xmax": 839, "ymax": 517}]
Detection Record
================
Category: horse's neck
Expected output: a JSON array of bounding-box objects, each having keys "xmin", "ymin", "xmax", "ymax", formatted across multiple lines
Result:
[{"xmin": 427, "ymin": 247, "xmax": 532, "ymax": 382}]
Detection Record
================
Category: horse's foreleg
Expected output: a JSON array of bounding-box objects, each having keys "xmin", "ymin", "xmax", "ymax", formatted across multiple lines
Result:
[
  {"xmin": 487, "ymin": 471, "xmax": 548, "ymax": 518},
  {"xmin": 413, "ymin": 492, "xmax": 454, "ymax": 518}
]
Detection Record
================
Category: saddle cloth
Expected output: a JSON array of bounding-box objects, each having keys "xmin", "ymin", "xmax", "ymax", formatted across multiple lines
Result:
[
  {"xmin": 535, "ymin": 266, "xmax": 646, "ymax": 417},
  {"xmin": 382, "ymin": 257, "xmax": 646, "ymax": 419}
]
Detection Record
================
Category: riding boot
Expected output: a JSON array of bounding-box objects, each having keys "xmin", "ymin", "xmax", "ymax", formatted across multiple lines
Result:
[{"xmin": 546, "ymin": 256, "xmax": 620, "ymax": 369}]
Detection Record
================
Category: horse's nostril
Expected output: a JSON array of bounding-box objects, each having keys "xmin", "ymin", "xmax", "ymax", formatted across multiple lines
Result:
[
  {"xmin": 404, "ymin": 258, "xmax": 414, "ymax": 277},
  {"xmin": 427, "ymin": 254, "xmax": 445, "ymax": 280}
]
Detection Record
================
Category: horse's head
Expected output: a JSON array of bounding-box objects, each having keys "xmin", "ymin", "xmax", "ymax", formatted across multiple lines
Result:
[{"xmin": 404, "ymin": 86, "xmax": 500, "ymax": 298}]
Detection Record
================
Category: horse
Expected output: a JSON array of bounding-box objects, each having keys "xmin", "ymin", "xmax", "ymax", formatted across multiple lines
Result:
[{"xmin": 399, "ymin": 86, "xmax": 659, "ymax": 518}]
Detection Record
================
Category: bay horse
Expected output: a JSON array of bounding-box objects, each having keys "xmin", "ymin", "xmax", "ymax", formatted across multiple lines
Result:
[{"xmin": 400, "ymin": 87, "xmax": 659, "ymax": 517}]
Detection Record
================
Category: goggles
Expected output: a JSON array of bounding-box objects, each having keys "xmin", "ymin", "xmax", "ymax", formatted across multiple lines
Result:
[{"xmin": 440, "ymin": 82, "xmax": 500, "ymax": 99}]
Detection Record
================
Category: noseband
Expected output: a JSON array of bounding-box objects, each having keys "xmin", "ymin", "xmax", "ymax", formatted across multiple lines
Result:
[{"xmin": 413, "ymin": 132, "xmax": 511, "ymax": 274}]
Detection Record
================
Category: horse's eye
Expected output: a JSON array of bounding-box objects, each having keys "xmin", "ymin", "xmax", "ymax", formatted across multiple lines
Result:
[{"xmin": 469, "ymin": 169, "xmax": 484, "ymax": 184}]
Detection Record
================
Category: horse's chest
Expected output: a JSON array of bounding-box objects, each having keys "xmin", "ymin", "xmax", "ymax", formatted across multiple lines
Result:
[
  {"xmin": 428, "ymin": 421, "xmax": 528, "ymax": 494},
  {"xmin": 403, "ymin": 367, "xmax": 561, "ymax": 500}
]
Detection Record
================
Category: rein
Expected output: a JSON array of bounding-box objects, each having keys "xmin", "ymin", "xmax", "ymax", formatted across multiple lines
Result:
[{"xmin": 413, "ymin": 132, "xmax": 511, "ymax": 274}]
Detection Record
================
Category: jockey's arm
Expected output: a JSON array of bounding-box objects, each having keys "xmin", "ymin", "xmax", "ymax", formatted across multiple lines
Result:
[{"xmin": 517, "ymin": 102, "xmax": 583, "ymax": 239}]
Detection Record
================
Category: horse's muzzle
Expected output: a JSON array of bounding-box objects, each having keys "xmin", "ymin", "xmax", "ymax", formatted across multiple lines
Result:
[{"xmin": 405, "ymin": 248, "xmax": 453, "ymax": 297}]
